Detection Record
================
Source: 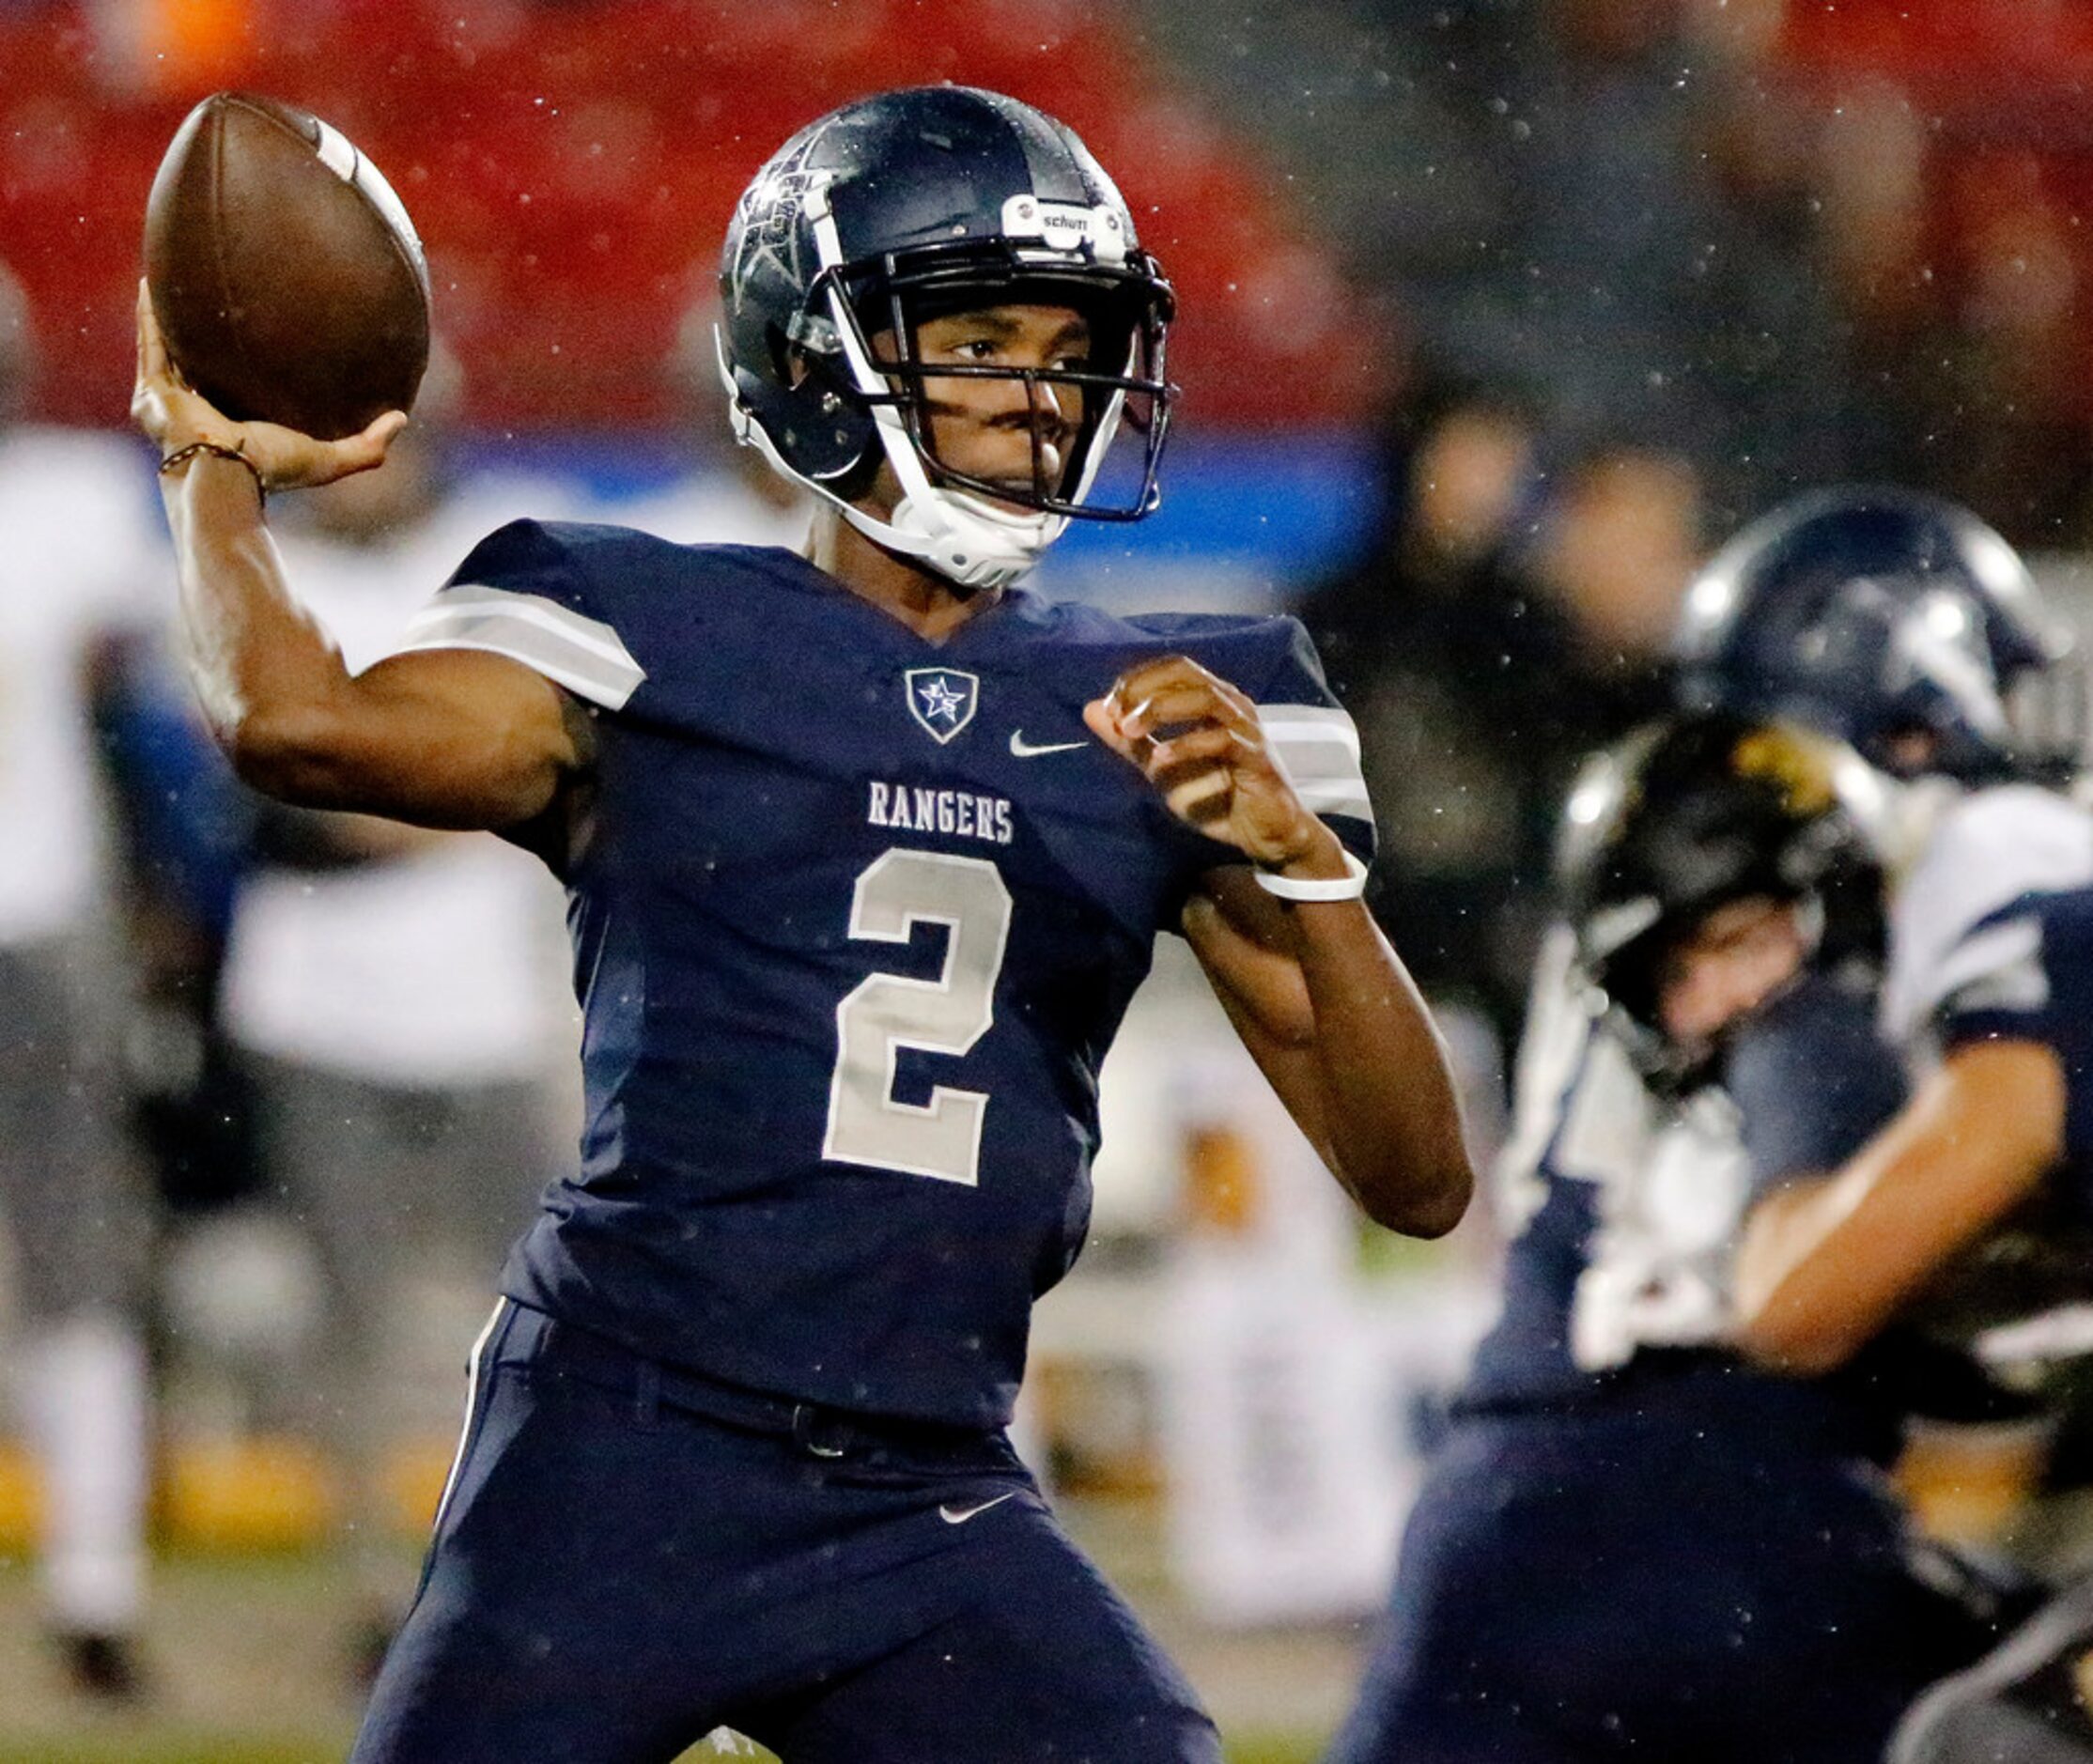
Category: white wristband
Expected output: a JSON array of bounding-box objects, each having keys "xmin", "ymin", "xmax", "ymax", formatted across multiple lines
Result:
[{"xmin": 1252, "ymin": 850, "xmax": 1369, "ymax": 901}]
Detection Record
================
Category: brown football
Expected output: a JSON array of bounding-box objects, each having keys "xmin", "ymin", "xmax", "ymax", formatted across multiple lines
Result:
[{"xmin": 143, "ymin": 92, "xmax": 430, "ymax": 441}]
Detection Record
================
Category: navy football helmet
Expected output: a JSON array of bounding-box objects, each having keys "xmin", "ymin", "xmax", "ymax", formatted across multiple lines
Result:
[
  {"xmin": 1557, "ymin": 712, "xmax": 1883, "ymax": 1071},
  {"xmin": 1673, "ymin": 487, "xmax": 2078, "ymax": 783},
  {"xmin": 718, "ymin": 86, "xmax": 1175, "ymax": 589}
]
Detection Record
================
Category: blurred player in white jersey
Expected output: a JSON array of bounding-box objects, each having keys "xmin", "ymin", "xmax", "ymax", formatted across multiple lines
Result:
[
  {"xmin": 0, "ymin": 262, "xmax": 162, "ymax": 1694},
  {"xmin": 213, "ymin": 355, "xmax": 577, "ymax": 1667},
  {"xmin": 1675, "ymin": 487, "xmax": 2093, "ymax": 1762}
]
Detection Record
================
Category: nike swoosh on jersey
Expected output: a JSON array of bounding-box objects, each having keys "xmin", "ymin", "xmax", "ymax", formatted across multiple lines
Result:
[
  {"xmin": 1009, "ymin": 731, "xmax": 1088, "ymax": 758},
  {"xmin": 938, "ymin": 1491, "xmax": 1020, "ymax": 1524}
]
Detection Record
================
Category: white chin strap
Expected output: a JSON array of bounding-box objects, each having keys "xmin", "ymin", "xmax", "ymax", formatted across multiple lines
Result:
[
  {"xmin": 829, "ymin": 319, "xmax": 1075, "ymax": 589},
  {"xmin": 716, "ymin": 324, "xmax": 1068, "ymax": 592},
  {"xmin": 838, "ymin": 481, "xmax": 1065, "ymax": 592}
]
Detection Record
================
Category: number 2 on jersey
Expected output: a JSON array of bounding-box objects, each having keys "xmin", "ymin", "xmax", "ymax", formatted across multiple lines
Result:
[{"xmin": 824, "ymin": 848, "xmax": 1014, "ymax": 1184}]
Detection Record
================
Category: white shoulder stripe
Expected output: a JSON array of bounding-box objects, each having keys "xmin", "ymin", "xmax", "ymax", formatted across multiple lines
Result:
[
  {"xmin": 1930, "ymin": 917, "xmax": 2049, "ymax": 1019},
  {"xmin": 398, "ymin": 583, "xmax": 645, "ymax": 710},
  {"xmin": 1884, "ymin": 785, "xmax": 2093, "ymax": 1038},
  {"xmin": 1261, "ymin": 702, "xmax": 1372, "ymax": 824},
  {"xmin": 407, "ymin": 583, "xmax": 640, "ymax": 668},
  {"xmin": 394, "ymin": 631, "xmax": 643, "ymax": 710},
  {"xmin": 1258, "ymin": 706, "xmax": 1362, "ymax": 757}
]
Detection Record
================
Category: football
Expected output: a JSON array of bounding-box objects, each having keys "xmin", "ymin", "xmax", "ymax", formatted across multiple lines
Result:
[{"xmin": 143, "ymin": 92, "xmax": 430, "ymax": 441}]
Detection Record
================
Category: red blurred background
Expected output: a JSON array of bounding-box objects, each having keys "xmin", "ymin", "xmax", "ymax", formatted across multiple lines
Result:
[{"xmin": 1, "ymin": 0, "xmax": 1392, "ymax": 433}]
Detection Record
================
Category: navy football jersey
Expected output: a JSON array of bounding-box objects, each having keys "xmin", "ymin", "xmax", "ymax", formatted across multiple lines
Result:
[
  {"xmin": 1463, "ymin": 931, "xmax": 1905, "ymax": 1408},
  {"xmin": 399, "ymin": 524, "xmax": 1373, "ymax": 1427},
  {"xmin": 1883, "ymin": 785, "xmax": 2093, "ymax": 1215}
]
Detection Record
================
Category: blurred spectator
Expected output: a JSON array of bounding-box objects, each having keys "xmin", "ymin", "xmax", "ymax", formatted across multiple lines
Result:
[
  {"xmin": 0, "ymin": 259, "xmax": 161, "ymax": 1696},
  {"xmin": 87, "ymin": 627, "xmax": 262, "ymax": 1221},
  {"xmin": 1779, "ymin": 19, "xmax": 2093, "ymax": 549},
  {"xmin": 590, "ymin": 286, "xmax": 812, "ymax": 549},
  {"xmin": 212, "ymin": 353, "xmax": 578, "ymax": 1672},
  {"xmin": 1146, "ymin": 0, "xmax": 1867, "ymax": 521},
  {"xmin": 1461, "ymin": 0, "xmax": 1866, "ymax": 517},
  {"xmin": 1828, "ymin": 118, "xmax": 2093, "ymax": 547},
  {"xmin": 1296, "ymin": 377, "xmax": 1690, "ymax": 1049},
  {"xmin": 1533, "ymin": 438, "xmax": 1704, "ymax": 660}
]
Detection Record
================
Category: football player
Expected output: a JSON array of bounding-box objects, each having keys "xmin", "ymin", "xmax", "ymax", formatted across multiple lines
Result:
[
  {"xmin": 1674, "ymin": 488, "xmax": 2088, "ymax": 1371},
  {"xmin": 1326, "ymin": 712, "xmax": 1994, "ymax": 1764},
  {"xmin": 130, "ymin": 86, "xmax": 1472, "ymax": 1763},
  {"xmin": 1674, "ymin": 487, "xmax": 2093, "ymax": 1764},
  {"xmin": 0, "ymin": 257, "xmax": 161, "ymax": 1698}
]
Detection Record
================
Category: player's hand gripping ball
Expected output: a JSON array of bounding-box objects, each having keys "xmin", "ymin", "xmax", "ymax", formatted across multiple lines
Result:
[
  {"xmin": 143, "ymin": 92, "xmax": 429, "ymax": 441},
  {"xmin": 1084, "ymin": 655, "xmax": 1335, "ymax": 872}
]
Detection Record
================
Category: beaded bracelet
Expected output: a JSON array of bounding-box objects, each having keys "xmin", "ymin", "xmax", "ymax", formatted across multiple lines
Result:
[
  {"xmin": 159, "ymin": 440, "xmax": 266, "ymax": 503},
  {"xmin": 1253, "ymin": 850, "xmax": 1369, "ymax": 901}
]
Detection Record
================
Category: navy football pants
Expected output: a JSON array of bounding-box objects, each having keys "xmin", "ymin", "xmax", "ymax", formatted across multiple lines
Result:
[
  {"xmin": 1326, "ymin": 1400, "xmax": 1994, "ymax": 1764},
  {"xmin": 351, "ymin": 1301, "xmax": 1219, "ymax": 1763}
]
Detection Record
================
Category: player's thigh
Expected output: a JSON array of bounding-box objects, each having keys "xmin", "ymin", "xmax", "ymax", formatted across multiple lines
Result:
[
  {"xmin": 405, "ymin": 1075, "xmax": 562, "ymax": 1274},
  {"xmin": 755, "ymin": 1496, "xmax": 1221, "ymax": 1764},
  {"xmin": 0, "ymin": 937, "xmax": 147, "ymax": 1317},
  {"xmin": 248, "ymin": 1062, "xmax": 421, "ymax": 1316},
  {"xmin": 353, "ymin": 1591, "xmax": 705, "ymax": 1764},
  {"xmin": 1324, "ymin": 1416, "xmax": 1868, "ymax": 1764},
  {"xmin": 350, "ymin": 1312, "xmax": 741, "ymax": 1764},
  {"xmin": 1332, "ymin": 1413, "xmax": 1990, "ymax": 1764}
]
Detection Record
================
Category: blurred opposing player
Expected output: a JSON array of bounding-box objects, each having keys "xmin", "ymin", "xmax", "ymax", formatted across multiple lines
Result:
[
  {"xmin": 1327, "ymin": 713, "xmax": 1992, "ymax": 1764},
  {"xmin": 1675, "ymin": 487, "xmax": 2093, "ymax": 1764},
  {"xmin": 0, "ymin": 261, "xmax": 160, "ymax": 1694},
  {"xmin": 1676, "ymin": 488, "xmax": 2089, "ymax": 1368},
  {"xmin": 132, "ymin": 85, "xmax": 1472, "ymax": 1762}
]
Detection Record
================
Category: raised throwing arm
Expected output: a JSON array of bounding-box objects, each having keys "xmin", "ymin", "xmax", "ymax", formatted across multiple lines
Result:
[{"xmin": 132, "ymin": 281, "xmax": 587, "ymax": 834}]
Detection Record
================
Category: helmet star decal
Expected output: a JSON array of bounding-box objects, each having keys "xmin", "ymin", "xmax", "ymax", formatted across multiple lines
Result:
[{"xmin": 726, "ymin": 143, "xmax": 829, "ymax": 314}]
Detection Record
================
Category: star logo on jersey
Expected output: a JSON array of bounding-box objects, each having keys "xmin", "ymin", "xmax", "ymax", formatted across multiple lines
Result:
[{"xmin": 905, "ymin": 668, "xmax": 980, "ymax": 745}]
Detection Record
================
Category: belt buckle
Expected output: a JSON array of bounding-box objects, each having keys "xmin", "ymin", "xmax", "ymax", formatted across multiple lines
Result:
[{"xmin": 791, "ymin": 1402, "xmax": 849, "ymax": 1460}]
